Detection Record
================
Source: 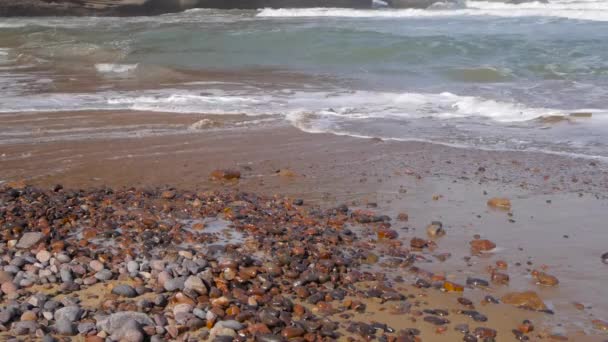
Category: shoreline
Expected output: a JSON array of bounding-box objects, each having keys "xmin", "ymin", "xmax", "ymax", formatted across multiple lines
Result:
[{"xmin": 1, "ymin": 118, "xmax": 608, "ymax": 340}]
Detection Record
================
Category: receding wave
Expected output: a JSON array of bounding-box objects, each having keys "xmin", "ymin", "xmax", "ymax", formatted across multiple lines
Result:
[{"xmin": 0, "ymin": 88, "xmax": 601, "ymax": 123}]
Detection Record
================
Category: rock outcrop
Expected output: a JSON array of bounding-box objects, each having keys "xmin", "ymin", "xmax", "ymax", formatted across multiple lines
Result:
[{"xmin": 0, "ymin": 0, "xmax": 371, "ymax": 16}]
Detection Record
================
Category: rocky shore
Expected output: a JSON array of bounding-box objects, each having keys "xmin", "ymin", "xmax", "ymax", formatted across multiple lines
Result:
[
  {"xmin": 2, "ymin": 178, "xmax": 606, "ymax": 341},
  {"xmin": 0, "ymin": 0, "xmax": 372, "ymax": 17}
]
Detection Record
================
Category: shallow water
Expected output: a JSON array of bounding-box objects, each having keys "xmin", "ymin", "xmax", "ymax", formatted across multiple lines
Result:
[{"xmin": 1, "ymin": 0, "xmax": 608, "ymax": 159}]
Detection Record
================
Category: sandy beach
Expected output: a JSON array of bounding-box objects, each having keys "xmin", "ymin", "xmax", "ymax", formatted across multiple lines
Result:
[{"xmin": 1, "ymin": 108, "xmax": 608, "ymax": 341}]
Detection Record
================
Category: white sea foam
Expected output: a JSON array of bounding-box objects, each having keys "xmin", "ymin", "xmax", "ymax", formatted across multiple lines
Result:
[
  {"xmin": 257, "ymin": 0, "xmax": 608, "ymax": 21},
  {"xmin": 95, "ymin": 63, "xmax": 138, "ymax": 74},
  {"xmin": 1, "ymin": 88, "xmax": 606, "ymax": 158},
  {"xmin": 1, "ymin": 88, "xmax": 603, "ymax": 122}
]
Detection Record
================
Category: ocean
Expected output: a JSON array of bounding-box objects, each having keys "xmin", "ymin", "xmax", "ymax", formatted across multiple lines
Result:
[{"xmin": 1, "ymin": 0, "xmax": 608, "ymax": 159}]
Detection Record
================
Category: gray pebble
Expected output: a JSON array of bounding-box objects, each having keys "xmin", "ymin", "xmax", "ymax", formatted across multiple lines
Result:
[
  {"xmin": 94, "ymin": 269, "xmax": 113, "ymax": 281},
  {"xmin": 112, "ymin": 284, "xmax": 138, "ymax": 298}
]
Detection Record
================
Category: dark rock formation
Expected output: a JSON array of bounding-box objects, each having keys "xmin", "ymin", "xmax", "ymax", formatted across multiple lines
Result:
[{"xmin": 0, "ymin": 0, "xmax": 371, "ymax": 17}]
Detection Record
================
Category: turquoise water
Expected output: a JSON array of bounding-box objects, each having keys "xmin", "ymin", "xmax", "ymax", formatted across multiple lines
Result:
[{"xmin": 1, "ymin": 1, "xmax": 608, "ymax": 158}]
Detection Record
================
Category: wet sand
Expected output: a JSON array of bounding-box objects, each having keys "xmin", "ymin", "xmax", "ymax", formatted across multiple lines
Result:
[{"xmin": 1, "ymin": 110, "xmax": 608, "ymax": 341}]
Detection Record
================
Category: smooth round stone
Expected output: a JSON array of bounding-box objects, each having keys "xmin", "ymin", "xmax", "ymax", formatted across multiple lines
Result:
[
  {"xmin": 36, "ymin": 250, "xmax": 52, "ymax": 264},
  {"xmin": 89, "ymin": 261, "xmax": 105, "ymax": 272},
  {"xmin": 55, "ymin": 319, "xmax": 76, "ymax": 336},
  {"xmin": 1, "ymin": 281, "xmax": 18, "ymax": 294},
  {"xmin": 111, "ymin": 284, "xmax": 137, "ymax": 298},
  {"xmin": 127, "ymin": 261, "xmax": 139, "ymax": 274},
  {"xmin": 216, "ymin": 320, "xmax": 244, "ymax": 330},
  {"xmin": 192, "ymin": 308, "xmax": 206, "ymax": 320},
  {"xmin": 602, "ymin": 252, "xmax": 608, "ymax": 265},
  {"xmin": 59, "ymin": 268, "xmax": 73, "ymax": 283},
  {"xmin": 163, "ymin": 277, "xmax": 186, "ymax": 292},
  {"xmin": 56, "ymin": 254, "xmax": 71, "ymax": 263},
  {"xmin": 54, "ymin": 306, "xmax": 82, "ymax": 322},
  {"xmin": 20, "ymin": 311, "xmax": 37, "ymax": 321},
  {"xmin": 173, "ymin": 304, "xmax": 193, "ymax": 316},
  {"xmin": 94, "ymin": 269, "xmax": 113, "ymax": 281},
  {"xmin": 0, "ymin": 271, "xmax": 14, "ymax": 283}
]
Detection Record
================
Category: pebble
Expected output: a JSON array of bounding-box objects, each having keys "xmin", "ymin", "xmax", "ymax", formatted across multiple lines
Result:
[
  {"xmin": 455, "ymin": 324, "xmax": 469, "ymax": 334},
  {"xmin": 127, "ymin": 261, "xmax": 139, "ymax": 274},
  {"xmin": 534, "ymin": 271, "xmax": 559, "ymax": 287},
  {"xmin": 491, "ymin": 272, "xmax": 509, "ymax": 285},
  {"xmin": 112, "ymin": 284, "xmax": 138, "ymax": 298},
  {"xmin": 410, "ymin": 238, "xmax": 427, "ymax": 249},
  {"xmin": 58, "ymin": 267, "xmax": 72, "ymax": 283},
  {"xmin": 36, "ymin": 250, "xmax": 52, "ymax": 263},
  {"xmin": 111, "ymin": 319, "xmax": 145, "ymax": 342},
  {"xmin": 55, "ymin": 318, "xmax": 76, "ymax": 335},
  {"xmin": 426, "ymin": 221, "xmax": 446, "ymax": 238},
  {"xmin": 89, "ymin": 261, "xmax": 105, "ymax": 272},
  {"xmin": 163, "ymin": 277, "xmax": 186, "ymax": 292},
  {"xmin": 20, "ymin": 311, "xmax": 37, "ymax": 321},
  {"xmin": 466, "ymin": 277, "xmax": 489, "ymax": 288},
  {"xmin": 96, "ymin": 312, "xmax": 154, "ymax": 335},
  {"xmin": 16, "ymin": 232, "xmax": 44, "ymax": 249},
  {"xmin": 473, "ymin": 327, "xmax": 497, "ymax": 339},
  {"xmin": 501, "ymin": 291, "xmax": 547, "ymax": 311},
  {"xmin": 0, "ymin": 271, "xmax": 13, "ymax": 283},
  {"xmin": 469, "ymin": 239, "xmax": 496, "ymax": 252},
  {"xmin": 1, "ymin": 282, "xmax": 18, "ymax": 295},
  {"xmin": 54, "ymin": 306, "xmax": 82, "ymax": 323},
  {"xmin": 602, "ymin": 252, "xmax": 608, "ymax": 265},
  {"xmin": 216, "ymin": 320, "xmax": 245, "ymax": 330},
  {"xmin": 184, "ymin": 276, "xmax": 207, "ymax": 294},
  {"xmin": 78, "ymin": 322, "xmax": 97, "ymax": 335},
  {"xmin": 463, "ymin": 333, "xmax": 478, "ymax": 342},
  {"xmin": 487, "ymin": 197, "xmax": 511, "ymax": 210},
  {"xmin": 209, "ymin": 169, "xmax": 241, "ymax": 181},
  {"xmin": 94, "ymin": 269, "xmax": 113, "ymax": 281},
  {"xmin": 423, "ymin": 316, "xmax": 450, "ymax": 326},
  {"xmin": 592, "ymin": 319, "xmax": 608, "ymax": 331},
  {"xmin": 11, "ymin": 321, "xmax": 39, "ymax": 335}
]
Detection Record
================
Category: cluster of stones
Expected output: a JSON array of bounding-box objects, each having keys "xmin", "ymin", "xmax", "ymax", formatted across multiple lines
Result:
[
  {"xmin": 0, "ymin": 185, "xmax": 429, "ymax": 341},
  {"xmin": 0, "ymin": 183, "xmax": 580, "ymax": 341}
]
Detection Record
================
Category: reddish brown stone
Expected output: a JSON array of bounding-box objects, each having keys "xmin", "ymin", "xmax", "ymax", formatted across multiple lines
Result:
[{"xmin": 469, "ymin": 239, "xmax": 496, "ymax": 251}]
